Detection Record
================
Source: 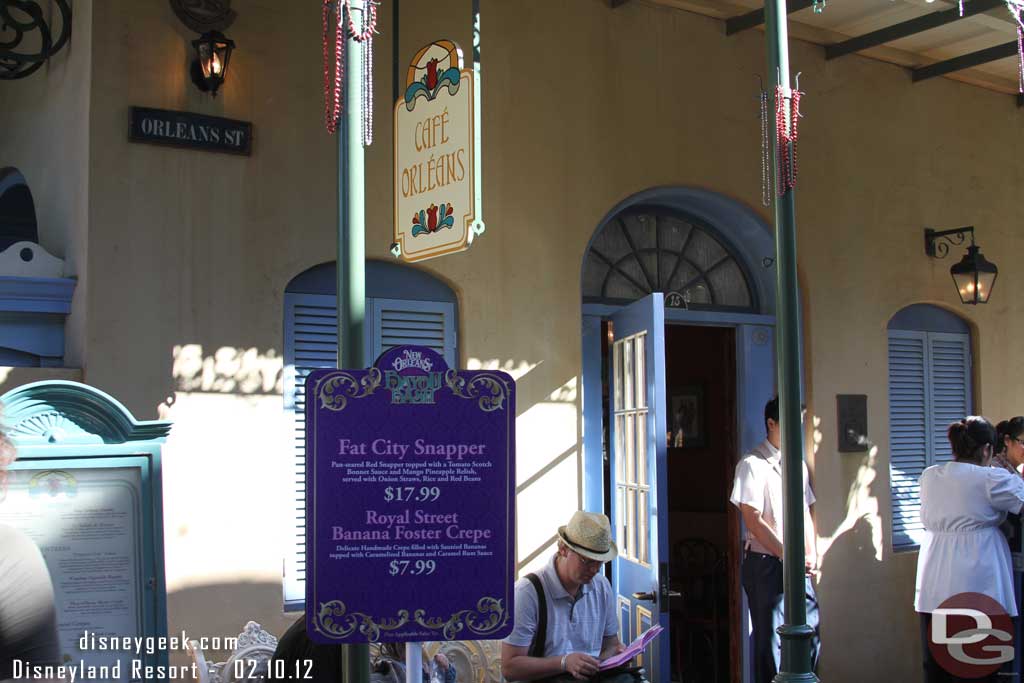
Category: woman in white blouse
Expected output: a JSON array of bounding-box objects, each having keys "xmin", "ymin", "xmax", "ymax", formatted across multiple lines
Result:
[{"xmin": 915, "ymin": 416, "xmax": 1024, "ymax": 682}]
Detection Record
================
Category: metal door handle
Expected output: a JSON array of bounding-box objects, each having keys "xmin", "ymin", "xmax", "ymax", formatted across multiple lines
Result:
[
  {"xmin": 666, "ymin": 590, "xmax": 682, "ymax": 598},
  {"xmin": 632, "ymin": 591, "xmax": 656, "ymax": 601}
]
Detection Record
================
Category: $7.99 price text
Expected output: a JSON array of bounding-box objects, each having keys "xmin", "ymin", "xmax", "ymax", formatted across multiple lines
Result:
[{"xmin": 389, "ymin": 559, "xmax": 437, "ymax": 576}]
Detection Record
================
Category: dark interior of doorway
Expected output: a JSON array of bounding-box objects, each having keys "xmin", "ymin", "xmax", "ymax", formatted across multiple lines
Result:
[
  {"xmin": 598, "ymin": 321, "xmax": 737, "ymax": 683},
  {"xmin": 665, "ymin": 325, "xmax": 738, "ymax": 683},
  {"xmin": 600, "ymin": 321, "xmax": 739, "ymax": 682}
]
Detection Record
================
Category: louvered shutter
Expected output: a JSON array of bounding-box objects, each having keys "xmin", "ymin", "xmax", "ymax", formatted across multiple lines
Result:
[
  {"xmin": 888, "ymin": 331, "xmax": 929, "ymax": 550},
  {"xmin": 367, "ymin": 298, "xmax": 456, "ymax": 367},
  {"xmin": 282, "ymin": 293, "xmax": 338, "ymax": 609},
  {"xmin": 282, "ymin": 294, "xmax": 457, "ymax": 609},
  {"xmin": 927, "ymin": 333, "xmax": 971, "ymax": 468},
  {"xmin": 888, "ymin": 329, "xmax": 971, "ymax": 551}
]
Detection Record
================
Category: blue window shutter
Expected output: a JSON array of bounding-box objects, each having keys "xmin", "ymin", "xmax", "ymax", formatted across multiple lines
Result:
[
  {"xmin": 888, "ymin": 328, "xmax": 971, "ymax": 552},
  {"xmin": 369, "ymin": 298, "xmax": 456, "ymax": 367},
  {"xmin": 926, "ymin": 333, "xmax": 971, "ymax": 468},
  {"xmin": 282, "ymin": 293, "xmax": 457, "ymax": 609},
  {"xmin": 888, "ymin": 330, "xmax": 929, "ymax": 550},
  {"xmin": 282, "ymin": 293, "xmax": 338, "ymax": 609}
]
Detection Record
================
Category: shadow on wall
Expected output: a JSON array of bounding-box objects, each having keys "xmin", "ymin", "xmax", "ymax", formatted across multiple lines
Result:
[
  {"xmin": 814, "ymin": 445, "xmax": 919, "ymax": 681},
  {"xmin": 166, "ymin": 581, "xmax": 296, "ymax": 670}
]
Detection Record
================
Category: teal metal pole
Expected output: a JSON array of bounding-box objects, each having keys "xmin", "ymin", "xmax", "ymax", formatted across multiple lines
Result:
[
  {"xmin": 765, "ymin": 1, "xmax": 817, "ymax": 681},
  {"xmin": 338, "ymin": 0, "xmax": 368, "ymax": 681}
]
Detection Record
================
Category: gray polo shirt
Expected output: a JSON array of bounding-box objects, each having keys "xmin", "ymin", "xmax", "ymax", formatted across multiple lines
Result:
[{"xmin": 503, "ymin": 553, "xmax": 618, "ymax": 657}]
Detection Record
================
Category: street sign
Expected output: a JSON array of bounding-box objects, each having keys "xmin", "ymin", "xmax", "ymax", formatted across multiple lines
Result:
[
  {"xmin": 305, "ymin": 346, "xmax": 515, "ymax": 643},
  {"xmin": 393, "ymin": 41, "xmax": 478, "ymax": 262},
  {"xmin": 128, "ymin": 107, "xmax": 252, "ymax": 156}
]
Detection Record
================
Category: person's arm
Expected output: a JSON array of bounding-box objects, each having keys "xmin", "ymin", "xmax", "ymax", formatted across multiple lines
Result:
[
  {"xmin": 739, "ymin": 503, "xmax": 784, "ymax": 557},
  {"xmin": 500, "ymin": 643, "xmax": 600, "ymax": 681},
  {"xmin": 804, "ymin": 505, "xmax": 818, "ymax": 574},
  {"xmin": 599, "ymin": 635, "xmax": 625, "ymax": 661}
]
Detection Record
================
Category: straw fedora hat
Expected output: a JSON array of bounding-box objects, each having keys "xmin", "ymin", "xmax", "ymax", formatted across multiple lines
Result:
[{"xmin": 557, "ymin": 510, "xmax": 618, "ymax": 563}]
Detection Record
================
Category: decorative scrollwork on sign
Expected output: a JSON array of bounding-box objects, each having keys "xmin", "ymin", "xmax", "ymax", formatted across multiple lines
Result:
[
  {"xmin": 313, "ymin": 601, "xmax": 410, "ymax": 642},
  {"xmin": 444, "ymin": 371, "xmax": 509, "ymax": 412},
  {"xmin": 413, "ymin": 597, "xmax": 509, "ymax": 640},
  {"xmin": 318, "ymin": 369, "xmax": 382, "ymax": 412},
  {"xmin": 169, "ymin": 0, "xmax": 236, "ymax": 33},
  {"xmin": 0, "ymin": 0, "xmax": 72, "ymax": 81}
]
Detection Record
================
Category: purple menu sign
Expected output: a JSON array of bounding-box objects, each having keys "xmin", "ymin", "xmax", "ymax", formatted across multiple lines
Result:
[{"xmin": 305, "ymin": 345, "xmax": 515, "ymax": 644}]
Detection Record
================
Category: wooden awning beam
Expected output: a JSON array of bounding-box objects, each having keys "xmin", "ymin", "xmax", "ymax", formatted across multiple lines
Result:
[
  {"xmin": 912, "ymin": 40, "xmax": 1018, "ymax": 82},
  {"xmin": 725, "ymin": 0, "xmax": 815, "ymax": 36},
  {"xmin": 826, "ymin": 0, "xmax": 1004, "ymax": 60}
]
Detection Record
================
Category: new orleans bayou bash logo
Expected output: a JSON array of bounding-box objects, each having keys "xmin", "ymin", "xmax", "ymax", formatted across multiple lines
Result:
[{"xmin": 385, "ymin": 350, "xmax": 443, "ymax": 404}]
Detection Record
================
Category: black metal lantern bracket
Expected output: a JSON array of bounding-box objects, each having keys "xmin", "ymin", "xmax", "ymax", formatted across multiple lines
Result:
[
  {"xmin": 924, "ymin": 225, "xmax": 999, "ymax": 305},
  {"xmin": 0, "ymin": 0, "xmax": 72, "ymax": 81},
  {"xmin": 924, "ymin": 225, "xmax": 975, "ymax": 258}
]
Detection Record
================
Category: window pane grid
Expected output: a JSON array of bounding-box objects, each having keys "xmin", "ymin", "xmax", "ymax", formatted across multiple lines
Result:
[
  {"xmin": 635, "ymin": 335, "xmax": 646, "ymax": 409},
  {"xmin": 623, "ymin": 338, "xmax": 634, "ymax": 410},
  {"xmin": 612, "ymin": 333, "xmax": 652, "ymax": 566}
]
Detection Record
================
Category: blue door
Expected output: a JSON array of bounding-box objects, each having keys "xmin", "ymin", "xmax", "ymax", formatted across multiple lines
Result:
[{"xmin": 609, "ymin": 293, "xmax": 670, "ymax": 681}]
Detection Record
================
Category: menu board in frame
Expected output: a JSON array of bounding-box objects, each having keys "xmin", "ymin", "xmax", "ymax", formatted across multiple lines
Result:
[{"xmin": 305, "ymin": 345, "xmax": 515, "ymax": 644}]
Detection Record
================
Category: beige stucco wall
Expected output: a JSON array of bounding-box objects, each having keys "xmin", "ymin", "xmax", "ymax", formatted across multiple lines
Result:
[
  {"xmin": 7, "ymin": 0, "xmax": 1024, "ymax": 679},
  {"xmin": 0, "ymin": 0, "xmax": 91, "ymax": 366}
]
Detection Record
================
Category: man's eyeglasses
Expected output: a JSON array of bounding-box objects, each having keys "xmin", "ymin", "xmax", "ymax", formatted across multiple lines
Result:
[{"xmin": 572, "ymin": 550, "xmax": 603, "ymax": 569}]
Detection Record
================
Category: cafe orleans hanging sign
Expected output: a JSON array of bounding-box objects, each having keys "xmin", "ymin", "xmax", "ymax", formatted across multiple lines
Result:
[{"xmin": 393, "ymin": 40, "xmax": 484, "ymax": 263}]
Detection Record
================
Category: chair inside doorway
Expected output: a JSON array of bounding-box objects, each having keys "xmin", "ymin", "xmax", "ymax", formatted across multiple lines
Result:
[{"xmin": 671, "ymin": 538, "xmax": 726, "ymax": 683}]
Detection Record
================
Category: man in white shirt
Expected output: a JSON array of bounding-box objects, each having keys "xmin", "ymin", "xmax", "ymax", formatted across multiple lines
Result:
[{"xmin": 729, "ymin": 396, "xmax": 820, "ymax": 683}]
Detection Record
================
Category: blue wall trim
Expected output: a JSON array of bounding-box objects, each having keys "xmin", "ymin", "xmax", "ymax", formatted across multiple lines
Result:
[
  {"xmin": 285, "ymin": 260, "xmax": 458, "ymax": 303},
  {"xmin": 888, "ymin": 303, "xmax": 970, "ymax": 334}
]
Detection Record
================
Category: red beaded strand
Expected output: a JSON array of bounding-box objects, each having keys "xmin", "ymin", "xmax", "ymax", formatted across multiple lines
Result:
[
  {"xmin": 323, "ymin": 1, "xmax": 379, "ymax": 136},
  {"xmin": 323, "ymin": 0, "xmax": 344, "ymax": 134},
  {"xmin": 343, "ymin": 0, "xmax": 378, "ymax": 42},
  {"xmin": 774, "ymin": 85, "xmax": 803, "ymax": 197}
]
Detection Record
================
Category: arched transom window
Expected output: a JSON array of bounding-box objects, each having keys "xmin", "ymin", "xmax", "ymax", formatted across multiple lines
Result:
[{"xmin": 582, "ymin": 210, "xmax": 755, "ymax": 311}]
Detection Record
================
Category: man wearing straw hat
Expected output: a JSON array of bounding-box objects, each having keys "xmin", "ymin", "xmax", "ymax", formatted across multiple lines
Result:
[{"xmin": 501, "ymin": 511, "xmax": 642, "ymax": 682}]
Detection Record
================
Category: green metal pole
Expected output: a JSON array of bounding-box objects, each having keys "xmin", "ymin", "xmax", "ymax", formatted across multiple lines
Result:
[
  {"xmin": 765, "ymin": 1, "xmax": 817, "ymax": 682},
  {"xmin": 338, "ymin": 1, "xmax": 368, "ymax": 681}
]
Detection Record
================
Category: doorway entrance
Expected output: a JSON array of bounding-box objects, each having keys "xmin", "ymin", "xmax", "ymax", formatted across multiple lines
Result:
[
  {"xmin": 663, "ymin": 324, "xmax": 737, "ymax": 683},
  {"xmin": 594, "ymin": 301, "xmax": 774, "ymax": 683},
  {"xmin": 581, "ymin": 187, "xmax": 781, "ymax": 683}
]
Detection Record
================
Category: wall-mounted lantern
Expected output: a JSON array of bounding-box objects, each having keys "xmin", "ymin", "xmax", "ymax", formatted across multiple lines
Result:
[
  {"xmin": 169, "ymin": 0, "xmax": 237, "ymax": 96},
  {"xmin": 924, "ymin": 226, "xmax": 998, "ymax": 305},
  {"xmin": 190, "ymin": 30, "xmax": 234, "ymax": 96}
]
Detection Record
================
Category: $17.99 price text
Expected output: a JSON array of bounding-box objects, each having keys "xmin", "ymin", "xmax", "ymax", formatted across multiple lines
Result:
[{"xmin": 384, "ymin": 486, "xmax": 441, "ymax": 502}]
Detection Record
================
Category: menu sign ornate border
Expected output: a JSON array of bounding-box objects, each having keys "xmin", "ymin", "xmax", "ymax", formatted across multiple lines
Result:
[{"xmin": 305, "ymin": 345, "xmax": 515, "ymax": 643}]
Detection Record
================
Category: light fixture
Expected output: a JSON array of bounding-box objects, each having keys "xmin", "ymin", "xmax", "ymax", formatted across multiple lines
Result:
[
  {"xmin": 924, "ymin": 226, "xmax": 998, "ymax": 305},
  {"xmin": 190, "ymin": 30, "xmax": 235, "ymax": 96}
]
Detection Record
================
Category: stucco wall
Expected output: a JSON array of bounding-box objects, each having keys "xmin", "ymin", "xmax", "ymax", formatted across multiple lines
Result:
[
  {"xmin": 0, "ymin": 0, "xmax": 91, "ymax": 366},
  {"xmin": 51, "ymin": 0, "xmax": 1024, "ymax": 679}
]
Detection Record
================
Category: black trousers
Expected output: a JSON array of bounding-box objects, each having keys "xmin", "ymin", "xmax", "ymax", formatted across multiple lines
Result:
[{"xmin": 741, "ymin": 551, "xmax": 820, "ymax": 683}]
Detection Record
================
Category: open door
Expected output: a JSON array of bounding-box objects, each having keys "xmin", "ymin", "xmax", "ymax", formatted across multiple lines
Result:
[{"xmin": 609, "ymin": 293, "xmax": 670, "ymax": 681}]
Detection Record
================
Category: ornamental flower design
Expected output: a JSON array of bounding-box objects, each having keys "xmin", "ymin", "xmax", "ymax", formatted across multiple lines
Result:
[
  {"xmin": 426, "ymin": 58, "xmax": 439, "ymax": 91},
  {"xmin": 411, "ymin": 203, "xmax": 455, "ymax": 237}
]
